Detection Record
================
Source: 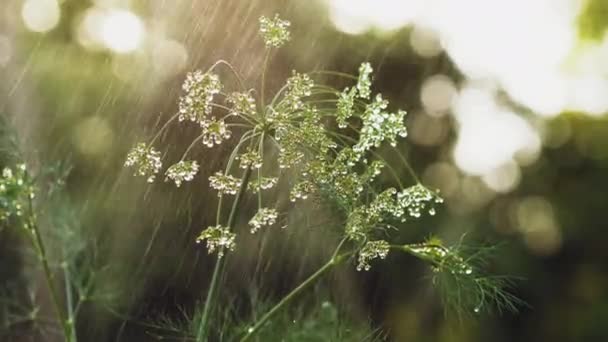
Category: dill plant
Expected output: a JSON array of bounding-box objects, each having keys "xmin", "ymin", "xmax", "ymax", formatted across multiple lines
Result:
[
  {"xmin": 124, "ymin": 13, "xmax": 520, "ymax": 341},
  {"xmin": 0, "ymin": 126, "xmax": 115, "ymax": 342},
  {"xmin": 0, "ymin": 162, "xmax": 79, "ymax": 341}
]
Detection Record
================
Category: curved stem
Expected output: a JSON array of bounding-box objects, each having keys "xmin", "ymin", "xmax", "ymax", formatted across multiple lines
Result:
[
  {"xmin": 309, "ymin": 70, "xmax": 358, "ymax": 81},
  {"xmin": 179, "ymin": 133, "xmax": 207, "ymax": 161},
  {"xmin": 148, "ymin": 112, "xmax": 183, "ymax": 146},
  {"xmin": 240, "ymin": 241, "xmax": 351, "ymax": 341},
  {"xmin": 391, "ymin": 243, "xmax": 449, "ymax": 266},
  {"xmin": 394, "ymin": 148, "xmax": 420, "ymax": 184},
  {"xmin": 206, "ymin": 59, "xmax": 247, "ymax": 91},
  {"xmin": 196, "ymin": 167, "xmax": 253, "ymax": 342}
]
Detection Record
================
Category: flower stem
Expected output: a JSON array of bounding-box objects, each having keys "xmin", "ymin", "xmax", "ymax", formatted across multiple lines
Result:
[
  {"xmin": 260, "ymin": 50, "xmax": 271, "ymax": 111},
  {"xmin": 26, "ymin": 199, "xmax": 72, "ymax": 341},
  {"xmin": 240, "ymin": 241, "xmax": 350, "ymax": 341},
  {"xmin": 63, "ymin": 263, "xmax": 77, "ymax": 342},
  {"xmin": 148, "ymin": 112, "xmax": 182, "ymax": 146},
  {"xmin": 196, "ymin": 166, "xmax": 253, "ymax": 342}
]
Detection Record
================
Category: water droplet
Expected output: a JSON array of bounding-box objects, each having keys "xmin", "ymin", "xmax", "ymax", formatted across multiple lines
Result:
[
  {"xmin": 474, "ymin": 306, "xmax": 480, "ymax": 313},
  {"xmin": 465, "ymin": 268, "xmax": 473, "ymax": 275},
  {"xmin": 248, "ymin": 327, "xmax": 254, "ymax": 333}
]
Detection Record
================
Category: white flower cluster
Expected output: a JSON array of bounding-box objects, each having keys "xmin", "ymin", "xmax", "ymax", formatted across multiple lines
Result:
[
  {"xmin": 283, "ymin": 72, "xmax": 314, "ymax": 112},
  {"xmin": 227, "ymin": 92, "xmax": 256, "ymax": 117},
  {"xmin": 196, "ymin": 225, "xmax": 236, "ymax": 258},
  {"xmin": 357, "ymin": 240, "xmax": 390, "ymax": 271},
  {"xmin": 259, "ymin": 14, "xmax": 291, "ymax": 48},
  {"xmin": 209, "ymin": 172, "xmax": 240, "ymax": 196},
  {"xmin": 354, "ymin": 94, "xmax": 408, "ymax": 153},
  {"xmin": 248, "ymin": 207, "xmax": 278, "ymax": 233},
  {"xmin": 336, "ymin": 87, "xmax": 357, "ymax": 129},
  {"xmin": 124, "ymin": 143, "xmax": 163, "ymax": 183},
  {"xmin": 238, "ymin": 151, "xmax": 263, "ymax": 169},
  {"xmin": 277, "ymin": 142, "xmax": 305, "ymax": 169},
  {"xmin": 178, "ymin": 71, "xmax": 222, "ymax": 125},
  {"xmin": 345, "ymin": 185, "xmax": 442, "ymax": 241},
  {"xmin": 289, "ymin": 180, "xmax": 316, "ymax": 202},
  {"xmin": 165, "ymin": 160, "xmax": 199, "ymax": 187},
  {"xmin": 356, "ymin": 62, "xmax": 373, "ymax": 99},
  {"xmin": 249, "ymin": 177, "xmax": 278, "ymax": 193},
  {"xmin": 200, "ymin": 118, "xmax": 232, "ymax": 147},
  {"xmin": 275, "ymin": 107, "xmax": 335, "ymax": 170},
  {"xmin": 0, "ymin": 164, "xmax": 34, "ymax": 221},
  {"xmin": 396, "ymin": 184, "xmax": 443, "ymax": 220}
]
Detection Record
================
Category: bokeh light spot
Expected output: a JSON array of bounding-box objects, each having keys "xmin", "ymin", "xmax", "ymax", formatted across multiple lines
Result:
[
  {"xmin": 21, "ymin": 0, "xmax": 61, "ymax": 33},
  {"xmin": 74, "ymin": 116, "xmax": 114, "ymax": 157},
  {"xmin": 420, "ymin": 74, "xmax": 456, "ymax": 117},
  {"xmin": 100, "ymin": 9, "xmax": 144, "ymax": 53}
]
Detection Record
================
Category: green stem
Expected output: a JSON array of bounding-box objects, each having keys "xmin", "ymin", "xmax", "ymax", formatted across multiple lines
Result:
[
  {"xmin": 63, "ymin": 263, "xmax": 77, "ymax": 342},
  {"xmin": 240, "ymin": 241, "xmax": 350, "ymax": 341},
  {"xmin": 196, "ymin": 167, "xmax": 253, "ymax": 342},
  {"xmin": 148, "ymin": 111, "xmax": 182, "ymax": 146},
  {"xmin": 260, "ymin": 50, "xmax": 271, "ymax": 112},
  {"xmin": 206, "ymin": 59, "xmax": 247, "ymax": 91},
  {"xmin": 309, "ymin": 70, "xmax": 358, "ymax": 81},
  {"xmin": 26, "ymin": 202, "xmax": 72, "ymax": 341}
]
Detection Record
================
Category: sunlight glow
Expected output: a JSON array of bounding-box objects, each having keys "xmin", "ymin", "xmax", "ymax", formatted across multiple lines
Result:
[
  {"xmin": 420, "ymin": 74, "xmax": 456, "ymax": 117},
  {"xmin": 327, "ymin": 0, "xmax": 423, "ymax": 34},
  {"xmin": 21, "ymin": 0, "xmax": 61, "ymax": 33},
  {"xmin": 409, "ymin": 25, "xmax": 442, "ymax": 58},
  {"xmin": 75, "ymin": 7, "xmax": 106, "ymax": 50},
  {"xmin": 76, "ymin": 7, "xmax": 145, "ymax": 54},
  {"xmin": 101, "ymin": 9, "xmax": 144, "ymax": 53},
  {"xmin": 326, "ymin": 0, "xmax": 608, "ymax": 118},
  {"xmin": 514, "ymin": 197, "xmax": 562, "ymax": 255},
  {"xmin": 452, "ymin": 85, "xmax": 541, "ymax": 176}
]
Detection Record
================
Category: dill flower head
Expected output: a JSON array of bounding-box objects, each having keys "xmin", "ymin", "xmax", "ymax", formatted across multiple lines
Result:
[
  {"xmin": 200, "ymin": 117, "xmax": 232, "ymax": 147},
  {"xmin": 0, "ymin": 164, "xmax": 34, "ymax": 221},
  {"xmin": 178, "ymin": 71, "xmax": 222, "ymax": 124},
  {"xmin": 249, "ymin": 177, "xmax": 278, "ymax": 193},
  {"xmin": 354, "ymin": 94, "xmax": 408, "ymax": 152},
  {"xmin": 238, "ymin": 151, "xmax": 263, "ymax": 169},
  {"xmin": 282, "ymin": 72, "xmax": 314, "ymax": 111},
  {"xmin": 289, "ymin": 180, "xmax": 316, "ymax": 202},
  {"xmin": 227, "ymin": 92, "xmax": 256, "ymax": 117},
  {"xmin": 357, "ymin": 240, "xmax": 390, "ymax": 271},
  {"xmin": 336, "ymin": 87, "xmax": 357, "ymax": 129},
  {"xmin": 356, "ymin": 62, "xmax": 373, "ymax": 99},
  {"xmin": 248, "ymin": 207, "xmax": 279, "ymax": 233},
  {"xmin": 209, "ymin": 172, "xmax": 240, "ymax": 196},
  {"xmin": 196, "ymin": 225, "xmax": 236, "ymax": 258},
  {"xmin": 396, "ymin": 184, "xmax": 443, "ymax": 220},
  {"xmin": 259, "ymin": 14, "xmax": 291, "ymax": 48},
  {"xmin": 124, "ymin": 143, "xmax": 162, "ymax": 183},
  {"xmin": 165, "ymin": 160, "xmax": 199, "ymax": 187}
]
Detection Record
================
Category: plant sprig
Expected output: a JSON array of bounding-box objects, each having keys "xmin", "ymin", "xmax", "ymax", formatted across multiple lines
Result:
[{"xmin": 123, "ymin": 13, "xmax": 521, "ymax": 340}]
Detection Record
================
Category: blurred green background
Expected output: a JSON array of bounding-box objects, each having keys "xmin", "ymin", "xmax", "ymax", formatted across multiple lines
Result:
[{"xmin": 2, "ymin": 0, "xmax": 608, "ymax": 341}]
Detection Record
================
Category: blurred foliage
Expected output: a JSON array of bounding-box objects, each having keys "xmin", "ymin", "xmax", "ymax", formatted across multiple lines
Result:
[{"xmin": 578, "ymin": 0, "xmax": 608, "ymax": 41}]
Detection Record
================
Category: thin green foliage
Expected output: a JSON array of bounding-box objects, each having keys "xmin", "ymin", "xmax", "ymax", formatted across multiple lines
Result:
[{"xmin": 0, "ymin": 121, "xmax": 119, "ymax": 341}]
